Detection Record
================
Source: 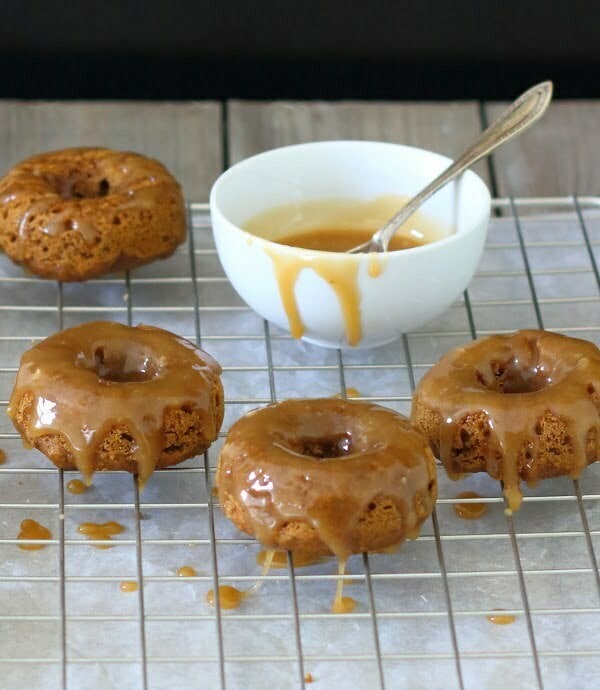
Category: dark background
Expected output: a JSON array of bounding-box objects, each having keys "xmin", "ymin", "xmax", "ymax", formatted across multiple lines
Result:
[{"xmin": 1, "ymin": 1, "xmax": 597, "ymax": 100}]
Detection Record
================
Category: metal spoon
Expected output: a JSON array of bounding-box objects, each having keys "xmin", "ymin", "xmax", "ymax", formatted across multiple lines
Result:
[{"xmin": 347, "ymin": 80, "xmax": 553, "ymax": 254}]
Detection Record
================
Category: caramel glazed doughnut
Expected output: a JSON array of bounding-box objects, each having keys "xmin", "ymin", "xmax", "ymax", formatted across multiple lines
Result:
[
  {"xmin": 411, "ymin": 329, "xmax": 600, "ymax": 511},
  {"xmin": 217, "ymin": 398, "xmax": 437, "ymax": 560},
  {"xmin": 7, "ymin": 322, "xmax": 224, "ymax": 486},
  {"xmin": 0, "ymin": 147, "xmax": 186, "ymax": 281}
]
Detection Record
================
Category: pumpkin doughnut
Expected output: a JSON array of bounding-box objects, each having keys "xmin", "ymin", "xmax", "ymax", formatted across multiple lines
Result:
[
  {"xmin": 8, "ymin": 321, "xmax": 223, "ymax": 486},
  {"xmin": 411, "ymin": 330, "xmax": 600, "ymax": 511},
  {"xmin": 0, "ymin": 147, "xmax": 186, "ymax": 281},
  {"xmin": 217, "ymin": 398, "xmax": 437, "ymax": 560}
]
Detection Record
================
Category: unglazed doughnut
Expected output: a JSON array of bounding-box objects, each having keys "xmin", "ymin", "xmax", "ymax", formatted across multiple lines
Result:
[
  {"xmin": 411, "ymin": 330, "xmax": 600, "ymax": 510},
  {"xmin": 0, "ymin": 147, "xmax": 186, "ymax": 280},
  {"xmin": 8, "ymin": 322, "xmax": 223, "ymax": 485},
  {"xmin": 217, "ymin": 398, "xmax": 437, "ymax": 559}
]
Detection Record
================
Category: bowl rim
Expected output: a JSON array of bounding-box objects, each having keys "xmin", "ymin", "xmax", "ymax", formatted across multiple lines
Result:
[{"xmin": 210, "ymin": 140, "xmax": 491, "ymax": 260}]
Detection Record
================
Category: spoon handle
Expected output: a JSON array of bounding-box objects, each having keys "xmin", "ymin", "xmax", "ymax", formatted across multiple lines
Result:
[{"xmin": 374, "ymin": 80, "xmax": 553, "ymax": 251}]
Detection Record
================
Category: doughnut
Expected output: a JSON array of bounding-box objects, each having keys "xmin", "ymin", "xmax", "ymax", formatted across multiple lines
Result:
[
  {"xmin": 411, "ymin": 329, "xmax": 600, "ymax": 510},
  {"xmin": 8, "ymin": 321, "xmax": 223, "ymax": 485},
  {"xmin": 0, "ymin": 147, "xmax": 186, "ymax": 281},
  {"xmin": 217, "ymin": 398, "xmax": 437, "ymax": 559}
]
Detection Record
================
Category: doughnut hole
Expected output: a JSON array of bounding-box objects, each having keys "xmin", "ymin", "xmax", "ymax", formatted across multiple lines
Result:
[
  {"xmin": 272, "ymin": 411, "xmax": 368, "ymax": 460},
  {"xmin": 88, "ymin": 344, "xmax": 160, "ymax": 383},
  {"xmin": 43, "ymin": 172, "xmax": 111, "ymax": 199},
  {"xmin": 281, "ymin": 433, "xmax": 355, "ymax": 459},
  {"xmin": 476, "ymin": 354, "xmax": 565, "ymax": 394}
]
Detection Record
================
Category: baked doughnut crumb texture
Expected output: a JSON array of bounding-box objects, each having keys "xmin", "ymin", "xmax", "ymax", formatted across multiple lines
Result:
[
  {"xmin": 217, "ymin": 397, "xmax": 437, "ymax": 559},
  {"xmin": 8, "ymin": 321, "xmax": 224, "ymax": 484},
  {"xmin": 411, "ymin": 329, "xmax": 600, "ymax": 510},
  {"xmin": 0, "ymin": 147, "xmax": 186, "ymax": 281}
]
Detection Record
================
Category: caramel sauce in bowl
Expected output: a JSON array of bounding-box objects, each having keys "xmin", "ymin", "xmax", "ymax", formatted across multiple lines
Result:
[{"xmin": 210, "ymin": 141, "xmax": 490, "ymax": 349}]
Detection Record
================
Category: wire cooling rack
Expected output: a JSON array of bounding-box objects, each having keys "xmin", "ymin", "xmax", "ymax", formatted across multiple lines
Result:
[{"xmin": 1, "ymin": 197, "xmax": 600, "ymax": 690}]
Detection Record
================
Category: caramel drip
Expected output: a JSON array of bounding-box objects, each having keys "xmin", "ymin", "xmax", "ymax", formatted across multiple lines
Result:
[
  {"xmin": 304, "ymin": 673, "xmax": 314, "ymax": 684},
  {"xmin": 411, "ymin": 330, "xmax": 600, "ymax": 511},
  {"xmin": 211, "ymin": 486, "xmax": 219, "ymax": 498},
  {"xmin": 207, "ymin": 550, "xmax": 275, "ymax": 610},
  {"xmin": 0, "ymin": 449, "xmax": 5, "ymax": 465},
  {"xmin": 0, "ymin": 148, "xmax": 183, "ymax": 261},
  {"xmin": 256, "ymin": 549, "xmax": 326, "ymax": 569},
  {"xmin": 177, "ymin": 566, "xmax": 197, "ymax": 577},
  {"xmin": 367, "ymin": 253, "xmax": 384, "ymax": 279},
  {"xmin": 217, "ymin": 398, "xmax": 434, "ymax": 561},
  {"xmin": 331, "ymin": 560, "xmax": 356, "ymax": 614},
  {"xmin": 7, "ymin": 321, "xmax": 221, "ymax": 486},
  {"xmin": 453, "ymin": 491, "xmax": 487, "ymax": 520},
  {"xmin": 487, "ymin": 609, "xmax": 516, "ymax": 625},
  {"xmin": 66, "ymin": 479, "xmax": 88, "ymax": 495},
  {"xmin": 265, "ymin": 247, "xmax": 362, "ymax": 345},
  {"xmin": 333, "ymin": 388, "xmax": 361, "ymax": 399},
  {"xmin": 120, "ymin": 581, "xmax": 138, "ymax": 593},
  {"xmin": 17, "ymin": 519, "xmax": 52, "ymax": 550},
  {"xmin": 206, "ymin": 585, "xmax": 247, "ymax": 610},
  {"xmin": 77, "ymin": 521, "xmax": 124, "ymax": 549}
]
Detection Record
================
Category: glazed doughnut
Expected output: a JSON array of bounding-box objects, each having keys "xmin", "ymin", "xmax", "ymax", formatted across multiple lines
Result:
[
  {"xmin": 411, "ymin": 329, "xmax": 600, "ymax": 510},
  {"xmin": 217, "ymin": 398, "xmax": 437, "ymax": 559},
  {"xmin": 8, "ymin": 322, "xmax": 223, "ymax": 485},
  {"xmin": 0, "ymin": 147, "xmax": 186, "ymax": 281}
]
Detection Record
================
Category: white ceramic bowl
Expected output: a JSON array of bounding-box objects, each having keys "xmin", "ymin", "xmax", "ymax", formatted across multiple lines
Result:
[{"xmin": 210, "ymin": 141, "xmax": 490, "ymax": 349}]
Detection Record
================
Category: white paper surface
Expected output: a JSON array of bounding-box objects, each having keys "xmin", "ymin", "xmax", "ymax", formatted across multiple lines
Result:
[{"xmin": 1, "ymin": 206, "xmax": 600, "ymax": 690}]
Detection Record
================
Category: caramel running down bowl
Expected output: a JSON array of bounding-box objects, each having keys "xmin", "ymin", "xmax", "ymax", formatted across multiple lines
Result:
[{"xmin": 210, "ymin": 141, "xmax": 491, "ymax": 349}]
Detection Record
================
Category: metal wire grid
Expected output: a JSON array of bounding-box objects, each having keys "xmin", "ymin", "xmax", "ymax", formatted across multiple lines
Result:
[{"xmin": 0, "ymin": 197, "xmax": 599, "ymax": 690}]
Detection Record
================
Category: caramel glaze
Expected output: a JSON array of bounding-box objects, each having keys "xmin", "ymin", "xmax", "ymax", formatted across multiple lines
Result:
[
  {"xmin": 0, "ymin": 448, "xmax": 5, "ymax": 465},
  {"xmin": 332, "ymin": 559, "xmax": 357, "ymax": 614},
  {"xmin": 411, "ymin": 330, "xmax": 600, "ymax": 511},
  {"xmin": 487, "ymin": 609, "xmax": 516, "ymax": 625},
  {"xmin": 0, "ymin": 149, "xmax": 181, "ymax": 260},
  {"xmin": 256, "ymin": 549, "xmax": 326, "ymax": 569},
  {"xmin": 78, "ymin": 521, "xmax": 124, "ymax": 549},
  {"xmin": 7, "ymin": 321, "xmax": 221, "ymax": 486},
  {"xmin": 206, "ymin": 585, "xmax": 246, "ymax": 610},
  {"xmin": 177, "ymin": 566, "xmax": 197, "ymax": 577},
  {"xmin": 333, "ymin": 387, "xmax": 361, "ymax": 399},
  {"xmin": 207, "ymin": 550, "xmax": 275, "ymax": 610},
  {"xmin": 453, "ymin": 491, "xmax": 487, "ymax": 520},
  {"xmin": 265, "ymin": 246, "xmax": 362, "ymax": 345},
  {"xmin": 217, "ymin": 398, "xmax": 435, "ymax": 561},
  {"xmin": 120, "ymin": 581, "xmax": 138, "ymax": 593},
  {"xmin": 17, "ymin": 519, "xmax": 52, "ymax": 550},
  {"xmin": 245, "ymin": 196, "xmax": 447, "ymax": 347},
  {"xmin": 66, "ymin": 479, "xmax": 87, "ymax": 495}
]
